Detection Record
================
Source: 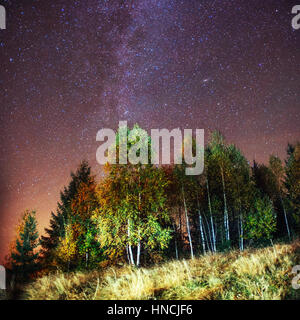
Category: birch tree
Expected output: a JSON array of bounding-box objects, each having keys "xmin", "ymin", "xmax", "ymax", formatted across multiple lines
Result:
[
  {"xmin": 93, "ymin": 124, "xmax": 172, "ymax": 266},
  {"xmin": 209, "ymin": 132, "xmax": 231, "ymax": 244},
  {"xmin": 269, "ymin": 155, "xmax": 291, "ymax": 240}
]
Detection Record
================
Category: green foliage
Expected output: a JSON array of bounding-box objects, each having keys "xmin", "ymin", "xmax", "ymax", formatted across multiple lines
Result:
[
  {"xmin": 11, "ymin": 210, "xmax": 40, "ymax": 281},
  {"xmin": 40, "ymin": 161, "xmax": 102, "ymax": 270},
  {"xmin": 93, "ymin": 124, "xmax": 172, "ymax": 265},
  {"xmin": 28, "ymin": 123, "xmax": 299, "ymax": 271},
  {"xmin": 285, "ymin": 143, "xmax": 300, "ymax": 232},
  {"xmin": 244, "ymin": 197, "xmax": 276, "ymax": 242},
  {"xmin": 69, "ymin": 179, "xmax": 102, "ymax": 268}
]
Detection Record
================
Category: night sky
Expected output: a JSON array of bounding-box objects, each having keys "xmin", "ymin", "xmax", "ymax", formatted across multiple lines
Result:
[{"xmin": 0, "ymin": 0, "xmax": 299, "ymax": 262}]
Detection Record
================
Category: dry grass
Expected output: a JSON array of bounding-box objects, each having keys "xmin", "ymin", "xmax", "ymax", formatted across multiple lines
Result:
[{"xmin": 22, "ymin": 241, "xmax": 300, "ymax": 300}]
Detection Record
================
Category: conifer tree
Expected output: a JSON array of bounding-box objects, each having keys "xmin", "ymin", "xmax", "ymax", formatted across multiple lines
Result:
[
  {"xmin": 69, "ymin": 180, "xmax": 101, "ymax": 268},
  {"xmin": 10, "ymin": 210, "xmax": 40, "ymax": 281},
  {"xmin": 40, "ymin": 160, "xmax": 94, "ymax": 267}
]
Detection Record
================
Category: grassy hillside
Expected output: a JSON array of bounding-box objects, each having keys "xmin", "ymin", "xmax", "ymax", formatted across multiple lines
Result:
[{"xmin": 22, "ymin": 241, "xmax": 300, "ymax": 300}]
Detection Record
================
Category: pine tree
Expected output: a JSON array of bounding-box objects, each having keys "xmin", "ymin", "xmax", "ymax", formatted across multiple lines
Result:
[
  {"xmin": 69, "ymin": 180, "xmax": 101, "ymax": 268},
  {"xmin": 40, "ymin": 160, "xmax": 94, "ymax": 268},
  {"xmin": 10, "ymin": 210, "xmax": 40, "ymax": 281}
]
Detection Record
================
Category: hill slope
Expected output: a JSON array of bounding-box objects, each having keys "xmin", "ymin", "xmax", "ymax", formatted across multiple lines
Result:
[{"xmin": 23, "ymin": 241, "xmax": 300, "ymax": 300}]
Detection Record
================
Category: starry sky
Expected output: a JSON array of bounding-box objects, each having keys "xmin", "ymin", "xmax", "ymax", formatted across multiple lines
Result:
[{"xmin": 0, "ymin": 0, "xmax": 299, "ymax": 263}]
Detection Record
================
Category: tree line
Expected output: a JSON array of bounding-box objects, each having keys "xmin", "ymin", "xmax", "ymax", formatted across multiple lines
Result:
[{"xmin": 6, "ymin": 125, "xmax": 300, "ymax": 281}]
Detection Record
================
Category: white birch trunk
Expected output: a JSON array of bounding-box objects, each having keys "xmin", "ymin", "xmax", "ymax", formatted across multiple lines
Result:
[
  {"xmin": 136, "ymin": 236, "xmax": 141, "ymax": 267},
  {"xmin": 280, "ymin": 195, "xmax": 291, "ymax": 240},
  {"xmin": 85, "ymin": 252, "xmax": 88, "ymax": 268},
  {"xmin": 136, "ymin": 172, "xmax": 142, "ymax": 266},
  {"xmin": 198, "ymin": 212, "xmax": 206, "ymax": 254},
  {"xmin": 206, "ymin": 179, "xmax": 216, "ymax": 252},
  {"xmin": 182, "ymin": 186, "xmax": 194, "ymax": 259},
  {"xmin": 126, "ymin": 245, "xmax": 130, "ymax": 264},
  {"xmin": 221, "ymin": 168, "xmax": 230, "ymax": 242},
  {"xmin": 202, "ymin": 212, "xmax": 213, "ymax": 252},
  {"xmin": 211, "ymin": 215, "xmax": 216, "ymax": 252},
  {"xmin": 238, "ymin": 213, "xmax": 244, "ymax": 251},
  {"xmin": 127, "ymin": 219, "xmax": 135, "ymax": 266},
  {"xmin": 173, "ymin": 223, "xmax": 179, "ymax": 260}
]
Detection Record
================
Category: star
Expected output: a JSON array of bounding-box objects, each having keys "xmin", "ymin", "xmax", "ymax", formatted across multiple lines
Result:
[{"xmin": 0, "ymin": 0, "xmax": 299, "ymax": 263}]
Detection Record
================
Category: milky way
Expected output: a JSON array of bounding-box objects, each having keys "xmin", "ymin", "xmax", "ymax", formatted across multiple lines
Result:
[{"xmin": 0, "ymin": 0, "xmax": 299, "ymax": 262}]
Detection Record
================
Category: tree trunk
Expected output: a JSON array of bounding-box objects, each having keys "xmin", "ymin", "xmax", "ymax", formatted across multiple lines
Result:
[
  {"xmin": 136, "ymin": 171, "xmax": 142, "ymax": 267},
  {"xmin": 85, "ymin": 251, "xmax": 89, "ymax": 269},
  {"xmin": 198, "ymin": 211, "xmax": 206, "ymax": 254},
  {"xmin": 136, "ymin": 229, "xmax": 141, "ymax": 267},
  {"xmin": 196, "ymin": 196, "xmax": 206, "ymax": 254},
  {"xmin": 239, "ymin": 213, "xmax": 244, "ymax": 251},
  {"xmin": 206, "ymin": 179, "xmax": 216, "ymax": 252},
  {"xmin": 280, "ymin": 195, "xmax": 291, "ymax": 240},
  {"xmin": 202, "ymin": 212, "xmax": 212, "ymax": 252},
  {"xmin": 136, "ymin": 241, "xmax": 141, "ymax": 267},
  {"xmin": 127, "ymin": 219, "xmax": 135, "ymax": 266},
  {"xmin": 173, "ymin": 223, "xmax": 179, "ymax": 260},
  {"xmin": 126, "ymin": 245, "xmax": 130, "ymax": 264},
  {"xmin": 182, "ymin": 186, "xmax": 194, "ymax": 259},
  {"xmin": 220, "ymin": 168, "xmax": 230, "ymax": 242}
]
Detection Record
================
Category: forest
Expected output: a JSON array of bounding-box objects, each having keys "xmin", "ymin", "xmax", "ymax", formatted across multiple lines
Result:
[{"xmin": 5, "ymin": 125, "xmax": 300, "ymax": 288}]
